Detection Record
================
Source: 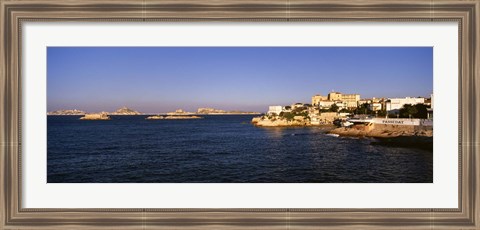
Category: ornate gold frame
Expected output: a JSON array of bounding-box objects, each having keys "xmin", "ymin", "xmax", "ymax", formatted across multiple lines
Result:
[{"xmin": 1, "ymin": 0, "xmax": 479, "ymax": 229}]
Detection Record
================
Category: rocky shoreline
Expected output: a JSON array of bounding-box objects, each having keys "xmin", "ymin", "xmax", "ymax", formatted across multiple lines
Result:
[
  {"xmin": 370, "ymin": 136, "xmax": 433, "ymax": 151},
  {"xmin": 328, "ymin": 124, "xmax": 433, "ymax": 150},
  {"xmin": 252, "ymin": 115, "xmax": 433, "ymax": 150},
  {"xmin": 327, "ymin": 124, "xmax": 432, "ymax": 138}
]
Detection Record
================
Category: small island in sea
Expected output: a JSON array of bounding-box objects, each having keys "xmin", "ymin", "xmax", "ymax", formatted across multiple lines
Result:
[
  {"xmin": 196, "ymin": 107, "xmax": 260, "ymax": 115},
  {"xmin": 166, "ymin": 108, "xmax": 261, "ymax": 116},
  {"xmin": 109, "ymin": 106, "xmax": 142, "ymax": 115},
  {"xmin": 47, "ymin": 107, "xmax": 260, "ymax": 117},
  {"xmin": 79, "ymin": 113, "xmax": 111, "ymax": 120},
  {"xmin": 47, "ymin": 106, "xmax": 142, "ymax": 116},
  {"xmin": 47, "ymin": 109, "xmax": 86, "ymax": 115},
  {"xmin": 146, "ymin": 115, "xmax": 203, "ymax": 120}
]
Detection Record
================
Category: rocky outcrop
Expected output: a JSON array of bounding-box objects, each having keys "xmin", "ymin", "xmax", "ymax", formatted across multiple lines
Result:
[
  {"xmin": 251, "ymin": 116, "xmax": 310, "ymax": 127},
  {"xmin": 164, "ymin": 115, "xmax": 203, "ymax": 119},
  {"xmin": 80, "ymin": 113, "xmax": 111, "ymax": 120},
  {"xmin": 110, "ymin": 106, "xmax": 141, "ymax": 115},
  {"xmin": 145, "ymin": 115, "xmax": 164, "ymax": 120}
]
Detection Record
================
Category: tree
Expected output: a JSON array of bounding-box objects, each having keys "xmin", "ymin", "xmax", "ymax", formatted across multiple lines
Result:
[
  {"xmin": 292, "ymin": 107, "xmax": 306, "ymax": 114},
  {"xmin": 399, "ymin": 104, "xmax": 418, "ymax": 118},
  {"xmin": 354, "ymin": 103, "xmax": 371, "ymax": 115},
  {"xmin": 339, "ymin": 108, "xmax": 350, "ymax": 113},
  {"xmin": 329, "ymin": 104, "xmax": 339, "ymax": 112},
  {"xmin": 413, "ymin": 104, "xmax": 428, "ymax": 118},
  {"xmin": 280, "ymin": 112, "xmax": 295, "ymax": 121},
  {"xmin": 399, "ymin": 104, "xmax": 428, "ymax": 118},
  {"xmin": 376, "ymin": 110, "xmax": 387, "ymax": 117}
]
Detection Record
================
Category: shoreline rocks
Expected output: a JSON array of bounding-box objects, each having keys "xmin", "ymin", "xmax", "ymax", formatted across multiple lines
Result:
[
  {"xmin": 328, "ymin": 124, "xmax": 432, "ymax": 138},
  {"xmin": 165, "ymin": 115, "xmax": 203, "ymax": 119},
  {"xmin": 328, "ymin": 124, "xmax": 433, "ymax": 150},
  {"xmin": 370, "ymin": 136, "xmax": 433, "ymax": 151},
  {"xmin": 145, "ymin": 115, "xmax": 164, "ymax": 120}
]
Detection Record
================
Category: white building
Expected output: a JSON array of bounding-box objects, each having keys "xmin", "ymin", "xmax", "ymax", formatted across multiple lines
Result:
[
  {"xmin": 267, "ymin": 106, "xmax": 283, "ymax": 115},
  {"xmin": 318, "ymin": 101, "xmax": 335, "ymax": 109},
  {"xmin": 291, "ymin": 103, "xmax": 305, "ymax": 109},
  {"xmin": 335, "ymin": 102, "xmax": 347, "ymax": 110},
  {"xmin": 368, "ymin": 103, "xmax": 383, "ymax": 111},
  {"xmin": 385, "ymin": 97, "xmax": 425, "ymax": 112}
]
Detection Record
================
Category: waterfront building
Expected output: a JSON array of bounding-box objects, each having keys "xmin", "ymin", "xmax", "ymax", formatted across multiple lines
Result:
[
  {"xmin": 357, "ymin": 99, "xmax": 372, "ymax": 106},
  {"xmin": 318, "ymin": 101, "xmax": 335, "ymax": 109},
  {"xmin": 267, "ymin": 106, "xmax": 283, "ymax": 115},
  {"xmin": 327, "ymin": 92, "xmax": 360, "ymax": 108},
  {"xmin": 312, "ymin": 91, "xmax": 360, "ymax": 109},
  {"xmin": 335, "ymin": 102, "xmax": 348, "ymax": 110},
  {"xmin": 385, "ymin": 97, "xmax": 425, "ymax": 113},
  {"xmin": 327, "ymin": 92, "xmax": 342, "ymax": 101},
  {"xmin": 311, "ymin": 95, "xmax": 328, "ymax": 106}
]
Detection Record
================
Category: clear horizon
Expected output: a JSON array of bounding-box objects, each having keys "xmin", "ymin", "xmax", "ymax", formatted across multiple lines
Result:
[{"xmin": 47, "ymin": 47, "xmax": 433, "ymax": 113}]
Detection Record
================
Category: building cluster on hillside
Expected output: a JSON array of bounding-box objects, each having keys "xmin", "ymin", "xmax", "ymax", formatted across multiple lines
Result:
[{"xmin": 266, "ymin": 91, "xmax": 433, "ymax": 125}]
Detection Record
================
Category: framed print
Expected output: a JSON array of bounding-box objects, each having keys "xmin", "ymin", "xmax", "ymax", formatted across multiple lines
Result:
[{"xmin": 1, "ymin": 0, "xmax": 479, "ymax": 229}]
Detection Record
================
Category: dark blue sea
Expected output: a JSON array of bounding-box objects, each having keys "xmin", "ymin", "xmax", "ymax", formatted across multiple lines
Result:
[{"xmin": 47, "ymin": 115, "xmax": 433, "ymax": 183}]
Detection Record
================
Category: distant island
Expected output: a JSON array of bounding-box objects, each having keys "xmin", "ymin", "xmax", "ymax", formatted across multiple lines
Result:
[
  {"xmin": 48, "ymin": 107, "xmax": 260, "ymax": 116},
  {"xmin": 109, "ymin": 106, "xmax": 142, "ymax": 115},
  {"xmin": 79, "ymin": 113, "xmax": 111, "ymax": 120},
  {"xmin": 47, "ymin": 106, "xmax": 142, "ymax": 116},
  {"xmin": 47, "ymin": 109, "xmax": 86, "ymax": 115},
  {"xmin": 146, "ymin": 115, "xmax": 203, "ymax": 120},
  {"xmin": 165, "ymin": 108, "xmax": 260, "ymax": 115}
]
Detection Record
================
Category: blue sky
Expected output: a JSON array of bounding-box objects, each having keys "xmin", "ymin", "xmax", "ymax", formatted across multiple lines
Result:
[{"xmin": 47, "ymin": 47, "xmax": 433, "ymax": 113}]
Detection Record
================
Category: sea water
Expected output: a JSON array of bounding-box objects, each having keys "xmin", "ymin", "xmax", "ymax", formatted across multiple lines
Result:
[{"xmin": 47, "ymin": 115, "xmax": 432, "ymax": 183}]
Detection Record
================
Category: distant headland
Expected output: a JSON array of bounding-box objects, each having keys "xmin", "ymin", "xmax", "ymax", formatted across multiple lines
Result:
[{"xmin": 47, "ymin": 106, "xmax": 261, "ymax": 116}]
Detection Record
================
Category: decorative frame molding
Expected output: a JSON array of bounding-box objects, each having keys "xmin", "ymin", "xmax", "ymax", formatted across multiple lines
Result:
[{"xmin": 1, "ymin": 0, "xmax": 479, "ymax": 229}]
